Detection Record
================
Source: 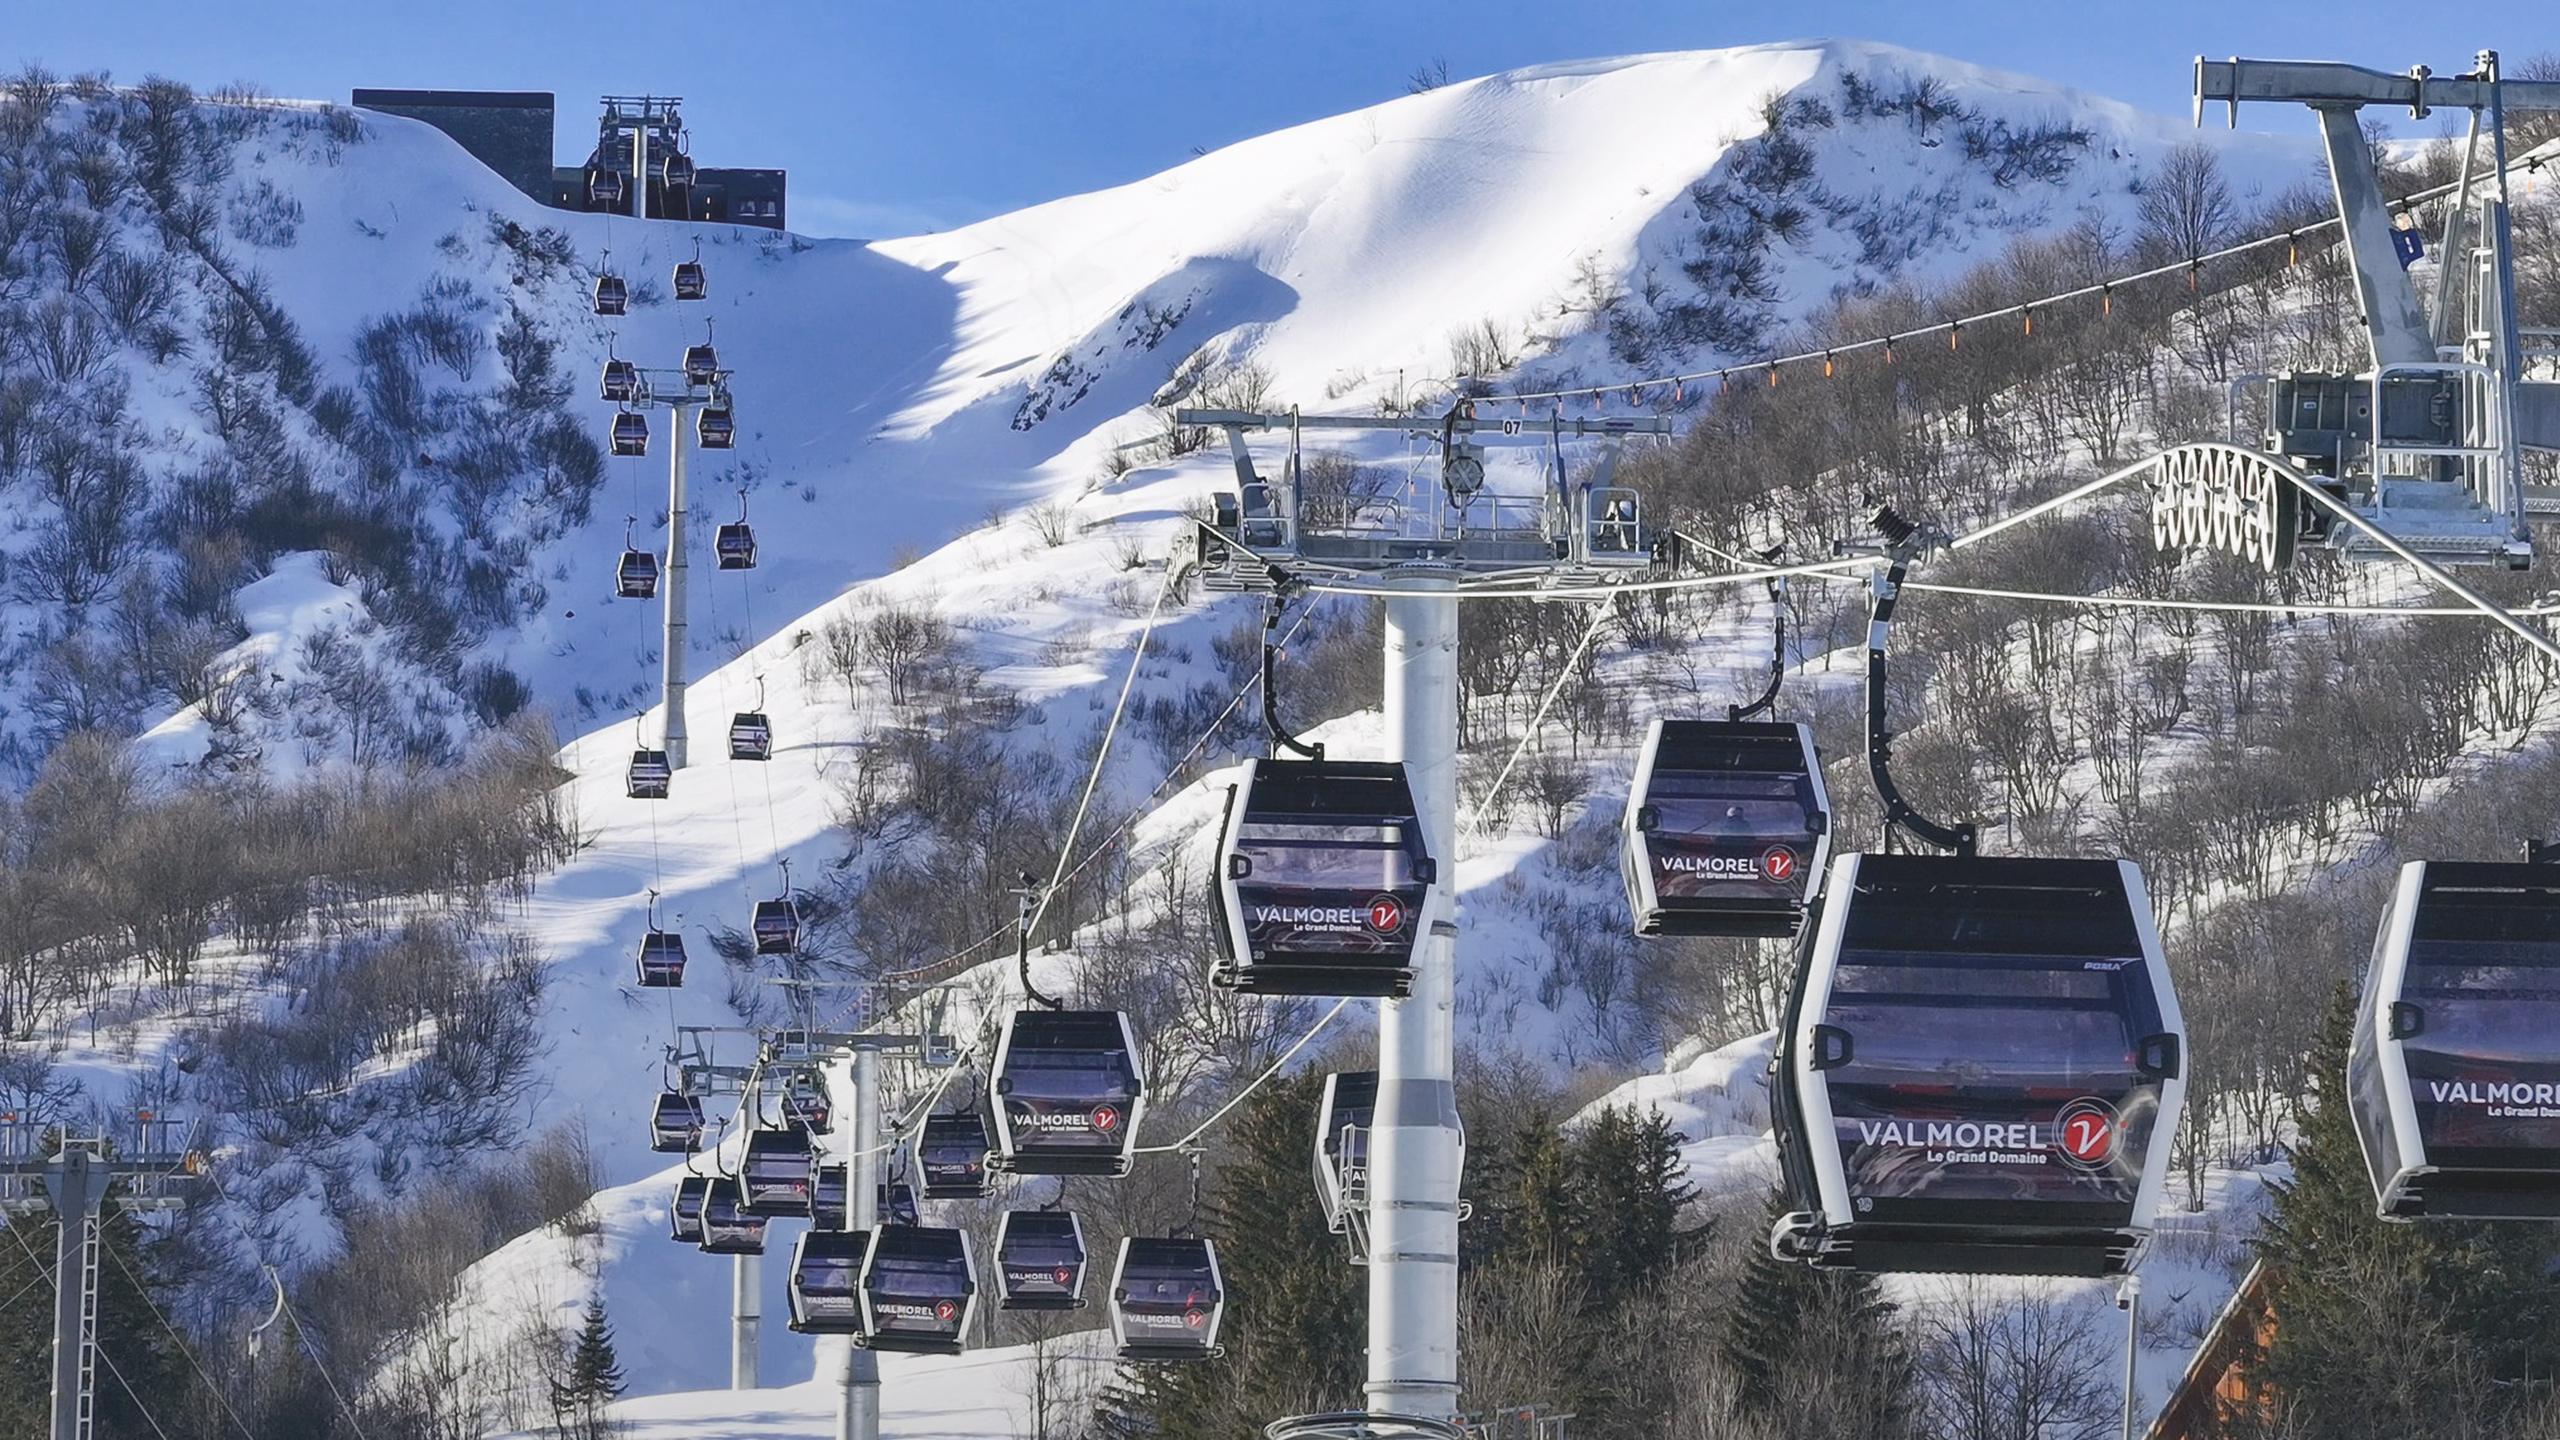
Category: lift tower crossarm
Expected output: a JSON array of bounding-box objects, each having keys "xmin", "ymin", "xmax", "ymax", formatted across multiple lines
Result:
[{"xmin": 2193, "ymin": 58, "xmax": 2560, "ymax": 119}]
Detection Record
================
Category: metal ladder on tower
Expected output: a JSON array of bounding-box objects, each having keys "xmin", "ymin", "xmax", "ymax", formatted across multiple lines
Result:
[{"xmin": 71, "ymin": 1210, "xmax": 98, "ymax": 1440}]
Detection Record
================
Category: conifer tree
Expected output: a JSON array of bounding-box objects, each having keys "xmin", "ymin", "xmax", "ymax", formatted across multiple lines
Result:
[
  {"xmin": 1717, "ymin": 1191, "xmax": 1916, "ymax": 1439},
  {"xmin": 2244, "ymin": 983, "xmax": 2560, "ymax": 1436},
  {"xmin": 552, "ymin": 1296, "xmax": 625, "ymax": 1439}
]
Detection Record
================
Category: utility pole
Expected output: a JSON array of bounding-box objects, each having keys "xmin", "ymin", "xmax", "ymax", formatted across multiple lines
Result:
[
  {"xmin": 1177, "ymin": 403, "xmax": 1669, "ymax": 1431},
  {"xmin": 0, "ymin": 1119, "xmax": 201, "ymax": 1440},
  {"xmin": 663, "ymin": 399, "xmax": 691, "ymax": 768},
  {"xmin": 1369, "ymin": 574, "xmax": 1463, "ymax": 1418},
  {"xmin": 839, "ymin": 1044, "xmax": 883, "ymax": 1440}
]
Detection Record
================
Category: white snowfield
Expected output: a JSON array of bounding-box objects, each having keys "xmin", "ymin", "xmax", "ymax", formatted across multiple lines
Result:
[{"xmin": 88, "ymin": 37, "xmax": 2328, "ymax": 1435}]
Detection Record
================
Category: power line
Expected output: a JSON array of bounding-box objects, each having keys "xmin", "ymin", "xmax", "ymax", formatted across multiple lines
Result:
[{"xmin": 1441, "ymin": 140, "xmax": 2560, "ymax": 408}]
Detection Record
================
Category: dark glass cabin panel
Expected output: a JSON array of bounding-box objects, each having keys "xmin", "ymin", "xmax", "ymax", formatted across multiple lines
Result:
[
  {"xmin": 1641, "ymin": 773, "xmax": 1822, "ymax": 908},
  {"xmin": 997, "ymin": 1212, "xmax": 1087, "ymax": 1309},
  {"xmin": 2396, "ymin": 887, "xmax": 2560, "ymax": 1169}
]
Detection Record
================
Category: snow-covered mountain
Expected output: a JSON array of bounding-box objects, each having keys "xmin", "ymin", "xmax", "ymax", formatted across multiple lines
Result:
[{"xmin": 12, "ymin": 38, "xmax": 2346, "ymax": 1436}]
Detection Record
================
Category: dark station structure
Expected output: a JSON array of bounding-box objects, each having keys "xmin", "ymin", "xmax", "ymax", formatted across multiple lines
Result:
[{"xmin": 350, "ymin": 89, "xmax": 786, "ymax": 230}]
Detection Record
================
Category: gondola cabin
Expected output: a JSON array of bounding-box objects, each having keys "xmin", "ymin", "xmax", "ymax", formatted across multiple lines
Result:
[
  {"xmin": 1110, "ymin": 1236, "xmax": 1224, "ymax": 1361},
  {"xmin": 1771, "ymin": 854, "xmax": 2185, "ymax": 1277},
  {"xmin": 589, "ymin": 169, "xmax": 625, "ymax": 207},
  {"xmin": 1210, "ymin": 759, "xmax": 1438, "ymax": 997},
  {"xmin": 626, "ymin": 749, "xmax": 671, "ymax": 801},
  {"xmin": 715, "ymin": 521, "xmax": 757, "ymax": 571},
  {"xmin": 857, "ymin": 1226, "xmax": 979, "ymax": 1354},
  {"xmin": 592, "ymin": 273, "xmax": 627, "ymax": 317},
  {"xmin": 600, "ymin": 358, "xmax": 638, "ymax": 403},
  {"xmin": 729, "ymin": 712, "xmax": 773, "ymax": 762},
  {"xmin": 1313, "ymin": 1070, "xmax": 1377, "ymax": 1235},
  {"xmin": 668, "ymin": 1175, "xmax": 711, "ymax": 1244},
  {"xmin": 917, "ymin": 1112, "xmax": 993, "ymax": 1200},
  {"xmin": 698, "ymin": 1178, "xmax": 768, "ymax": 1255},
  {"xmin": 1622, "ymin": 719, "xmax": 1829, "ymax": 938},
  {"xmin": 783, "ymin": 1074, "xmax": 832, "ymax": 1134},
  {"xmin": 995, "ymin": 1210, "xmax": 1088, "ymax": 1310},
  {"xmin": 662, "ymin": 152, "xmax": 696, "ymax": 189},
  {"xmin": 682, "ymin": 343, "xmax": 719, "ymax": 386},
  {"xmin": 989, "ymin": 1009, "xmax": 1145, "ymax": 1176},
  {"xmin": 752, "ymin": 895, "xmax": 800, "ymax": 955},
  {"xmin": 813, "ymin": 1163, "xmax": 849, "ymax": 1230},
  {"xmin": 617, "ymin": 548, "xmax": 659, "ymax": 599},
  {"xmin": 635, "ymin": 929, "xmax": 686, "ymax": 987},
  {"xmin": 740, "ymin": 1126, "xmax": 816, "ymax": 1217},
  {"xmin": 697, "ymin": 401, "xmax": 735, "ymax": 449},
  {"xmin": 649, "ymin": 1091, "xmax": 706, "ymax": 1153},
  {"xmin": 611, "ymin": 410, "xmax": 649, "ymax": 458},
  {"xmin": 788, "ymin": 1230, "xmax": 865, "ymax": 1334},
  {"xmin": 673, "ymin": 259, "xmax": 707, "ymax": 301},
  {"xmin": 2351, "ymin": 861, "xmax": 2560, "ymax": 1220}
]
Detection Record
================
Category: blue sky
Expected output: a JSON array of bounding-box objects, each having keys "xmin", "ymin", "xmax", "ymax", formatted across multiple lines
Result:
[{"xmin": 10, "ymin": 1, "xmax": 2547, "ymax": 237}]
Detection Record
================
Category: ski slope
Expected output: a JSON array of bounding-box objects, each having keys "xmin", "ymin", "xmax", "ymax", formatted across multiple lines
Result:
[{"xmin": 52, "ymin": 37, "xmax": 2343, "ymax": 1430}]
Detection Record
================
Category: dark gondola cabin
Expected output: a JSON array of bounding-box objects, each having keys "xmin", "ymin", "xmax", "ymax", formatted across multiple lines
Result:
[
  {"xmin": 1110, "ymin": 1236, "xmax": 1224, "ymax": 1361},
  {"xmin": 682, "ymin": 343, "xmax": 719, "ymax": 386},
  {"xmin": 1210, "ymin": 759, "xmax": 1437, "ymax": 997},
  {"xmin": 752, "ymin": 895, "xmax": 800, "ymax": 955},
  {"xmin": 617, "ymin": 548, "xmax": 659, "ymax": 599},
  {"xmin": 729, "ymin": 712, "xmax": 773, "ymax": 762},
  {"xmin": 592, "ymin": 273, "xmax": 627, "ymax": 317},
  {"xmin": 600, "ymin": 358, "xmax": 639, "ymax": 402},
  {"xmin": 788, "ymin": 1229, "xmax": 865, "ymax": 1334},
  {"xmin": 626, "ymin": 749, "xmax": 671, "ymax": 800},
  {"xmin": 673, "ymin": 259, "xmax": 706, "ymax": 300},
  {"xmin": 783, "ymin": 1074, "xmax": 832, "ymax": 1135},
  {"xmin": 1621, "ymin": 719, "xmax": 1830, "ymax": 937},
  {"xmin": 668, "ymin": 1175, "xmax": 711, "ymax": 1244},
  {"xmin": 813, "ymin": 1162, "xmax": 849, "ymax": 1230},
  {"xmin": 1771, "ymin": 854, "xmax": 2185, "ymax": 1277},
  {"xmin": 649, "ymin": 1091, "xmax": 706, "ymax": 1153},
  {"xmin": 635, "ymin": 929, "xmax": 686, "ymax": 987},
  {"xmin": 995, "ymin": 1210, "xmax": 1088, "ymax": 1310},
  {"xmin": 696, "ymin": 401, "xmax": 736, "ymax": 449},
  {"xmin": 715, "ymin": 521, "xmax": 757, "ymax": 570},
  {"xmin": 989, "ymin": 1009, "xmax": 1145, "ymax": 1176},
  {"xmin": 698, "ymin": 1178, "xmax": 768, "ymax": 1255},
  {"xmin": 662, "ymin": 152, "xmax": 695, "ymax": 190},
  {"xmin": 1313, "ymin": 1070, "xmax": 1377, "ymax": 1234},
  {"xmin": 858, "ymin": 1225, "xmax": 979, "ymax": 1354},
  {"xmin": 917, "ymin": 1112, "xmax": 993, "ymax": 1200},
  {"xmin": 2351, "ymin": 861, "xmax": 2560, "ymax": 1220},
  {"xmin": 611, "ymin": 410, "xmax": 649, "ymax": 458},
  {"xmin": 588, "ymin": 169, "xmax": 625, "ymax": 207},
  {"xmin": 740, "ymin": 1126, "xmax": 816, "ymax": 1217}
]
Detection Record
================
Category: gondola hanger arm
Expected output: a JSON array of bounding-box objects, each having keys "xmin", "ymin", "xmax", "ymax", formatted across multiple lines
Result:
[
  {"xmin": 1728, "ymin": 546, "xmax": 1790, "ymax": 723},
  {"xmin": 1262, "ymin": 596, "xmax": 1323, "ymax": 761},
  {"xmin": 1838, "ymin": 507, "xmax": 1978, "ymax": 857}
]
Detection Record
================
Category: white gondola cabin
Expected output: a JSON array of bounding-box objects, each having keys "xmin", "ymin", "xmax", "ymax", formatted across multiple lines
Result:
[
  {"xmin": 2351, "ymin": 860, "xmax": 2560, "ymax": 1221},
  {"xmin": 715, "ymin": 520, "xmax": 757, "ymax": 571},
  {"xmin": 1771, "ymin": 854, "xmax": 2185, "ymax": 1277},
  {"xmin": 1109, "ymin": 1236, "xmax": 1224, "ymax": 1362},
  {"xmin": 740, "ymin": 1125, "xmax": 816, "ymax": 1217},
  {"xmin": 1622, "ymin": 719, "xmax": 1830, "ymax": 937},
  {"xmin": 617, "ymin": 547, "xmax": 659, "ymax": 599},
  {"xmin": 856, "ymin": 1225, "xmax": 978, "ymax": 1354},
  {"xmin": 697, "ymin": 399, "xmax": 735, "ymax": 449},
  {"xmin": 682, "ymin": 342, "xmax": 719, "ymax": 387},
  {"xmin": 752, "ymin": 894, "xmax": 800, "ymax": 955},
  {"xmin": 592, "ymin": 272, "xmax": 628, "ymax": 317},
  {"xmin": 600, "ymin": 357, "xmax": 639, "ymax": 402},
  {"xmin": 697, "ymin": 1177, "xmax": 767, "ymax": 1255},
  {"xmin": 635, "ymin": 929, "xmax": 686, "ymax": 987},
  {"xmin": 1210, "ymin": 759, "xmax": 1437, "ymax": 997},
  {"xmin": 813, "ymin": 1162, "xmax": 850, "ymax": 1231},
  {"xmin": 995, "ymin": 1210, "xmax": 1088, "ymax": 1311},
  {"xmin": 626, "ymin": 749, "xmax": 671, "ymax": 800},
  {"xmin": 988, "ymin": 1009, "xmax": 1144, "ymax": 1176},
  {"xmin": 668, "ymin": 1174, "xmax": 711, "ymax": 1244},
  {"xmin": 729, "ymin": 712, "xmax": 773, "ymax": 762},
  {"xmin": 917, "ymin": 1112, "xmax": 992, "ymax": 1200}
]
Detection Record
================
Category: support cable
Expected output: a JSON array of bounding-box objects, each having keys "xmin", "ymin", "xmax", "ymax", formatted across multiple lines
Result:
[
  {"xmin": 2, "ymin": 1220, "xmax": 178, "ymax": 1440},
  {"xmin": 1133, "ymin": 998, "xmax": 1351, "ymax": 1155},
  {"xmin": 1467, "ymin": 598, "xmax": 1616, "ymax": 839}
]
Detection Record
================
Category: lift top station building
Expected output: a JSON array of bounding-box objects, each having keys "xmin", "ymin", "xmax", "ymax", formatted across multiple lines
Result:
[{"xmin": 349, "ymin": 89, "xmax": 787, "ymax": 229}]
